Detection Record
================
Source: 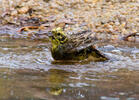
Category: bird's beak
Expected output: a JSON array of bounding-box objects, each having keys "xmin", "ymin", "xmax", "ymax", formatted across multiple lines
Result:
[{"xmin": 48, "ymin": 31, "xmax": 53, "ymax": 37}]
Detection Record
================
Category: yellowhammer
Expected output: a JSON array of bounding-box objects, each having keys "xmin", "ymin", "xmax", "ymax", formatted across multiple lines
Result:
[{"xmin": 48, "ymin": 27, "xmax": 108, "ymax": 62}]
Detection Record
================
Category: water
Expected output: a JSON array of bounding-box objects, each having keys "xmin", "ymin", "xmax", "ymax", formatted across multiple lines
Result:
[{"xmin": 0, "ymin": 38, "xmax": 138, "ymax": 100}]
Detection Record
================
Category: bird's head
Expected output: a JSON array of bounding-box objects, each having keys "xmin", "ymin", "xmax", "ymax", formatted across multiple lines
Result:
[{"xmin": 48, "ymin": 27, "xmax": 68, "ymax": 49}]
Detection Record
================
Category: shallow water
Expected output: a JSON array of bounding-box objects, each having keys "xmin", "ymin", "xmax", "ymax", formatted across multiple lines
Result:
[{"xmin": 0, "ymin": 38, "xmax": 138, "ymax": 100}]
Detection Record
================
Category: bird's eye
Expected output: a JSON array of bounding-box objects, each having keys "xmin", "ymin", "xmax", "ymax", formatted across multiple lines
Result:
[{"xmin": 57, "ymin": 33, "xmax": 61, "ymax": 36}]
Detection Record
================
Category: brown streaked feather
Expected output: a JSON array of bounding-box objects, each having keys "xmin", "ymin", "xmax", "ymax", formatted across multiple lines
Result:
[{"xmin": 61, "ymin": 30, "xmax": 98, "ymax": 53}]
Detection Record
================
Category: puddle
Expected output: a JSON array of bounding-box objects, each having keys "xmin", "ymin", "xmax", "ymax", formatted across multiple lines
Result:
[{"xmin": 0, "ymin": 38, "xmax": 138, "ymax": 100}]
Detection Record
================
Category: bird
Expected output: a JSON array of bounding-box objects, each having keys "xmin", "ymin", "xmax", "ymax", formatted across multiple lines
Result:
[{"xmin": 48, "ymin": 27, "xmax": 108, "ymax": 62}]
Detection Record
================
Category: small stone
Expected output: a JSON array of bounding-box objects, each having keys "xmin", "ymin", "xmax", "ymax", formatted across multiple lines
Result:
[
  {"xmin": 11, "ymin": 10, "xmax": 18, "ymax": 16},
  {"xmin": 18, "ymin": 6, "xmax": 29, "ymax": 14}
]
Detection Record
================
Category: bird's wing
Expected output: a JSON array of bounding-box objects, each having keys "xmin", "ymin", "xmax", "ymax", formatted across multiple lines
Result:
[{"xmin": 63, "ymin": 30, "xmax": 98, "ymax": 53}]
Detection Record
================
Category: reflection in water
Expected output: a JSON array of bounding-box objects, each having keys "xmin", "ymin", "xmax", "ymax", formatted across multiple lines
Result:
[
  {"xmin": 0, "ymin": 39, "xmax": 138, "ymax": 100},
  {"xmin": 41, "ymin": 69, "xmax": 68, "ymax": 96},
  {"xmin": 47, "ymin": 87, "xmax": 63, "ymax": 95},
  {"xmin": 0, "ymin": 68, "xmax": 138, "ymax": 100}
]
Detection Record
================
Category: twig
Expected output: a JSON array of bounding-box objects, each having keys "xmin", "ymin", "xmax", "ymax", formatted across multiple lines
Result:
[{"xmin": 122, "ymin": 32, "xmax": 139, "ymax": 41}]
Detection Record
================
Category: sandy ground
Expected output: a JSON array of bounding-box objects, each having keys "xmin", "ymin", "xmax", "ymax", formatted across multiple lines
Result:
[{"xmin": 0, "ymin": 0, "xmax": 138, "ymax": 41}]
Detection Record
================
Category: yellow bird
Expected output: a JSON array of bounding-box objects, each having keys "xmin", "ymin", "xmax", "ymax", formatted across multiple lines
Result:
[{"xmin": 48, "ymin": 27, "xmax": 108, "ymax": 62}]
